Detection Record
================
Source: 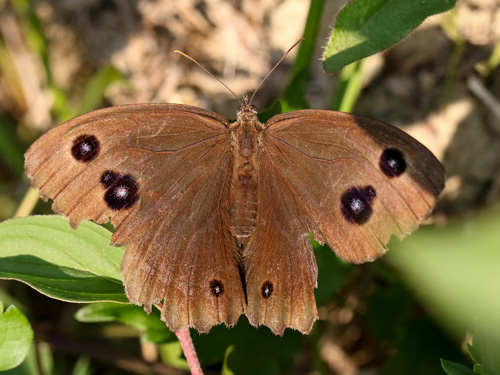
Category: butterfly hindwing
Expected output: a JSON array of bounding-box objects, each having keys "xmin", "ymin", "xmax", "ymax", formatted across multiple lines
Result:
[{"xmin": 243, "ymin": 149, "xmax": 324, "ymax": 335}]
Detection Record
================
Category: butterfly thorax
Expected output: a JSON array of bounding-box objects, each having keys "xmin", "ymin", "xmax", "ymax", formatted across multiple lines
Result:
[{"xmin": 229, "ymin": 100, "xmax": 263, "ymax": 249}]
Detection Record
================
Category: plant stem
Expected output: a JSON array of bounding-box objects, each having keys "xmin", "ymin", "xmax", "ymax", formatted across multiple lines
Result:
[
  {"xmin": 14, "ymin": 187, "xmax": 40, "ymax": 217},
  {"xmin": 175, "ymin": 327, "xmax": 203, "ymax": 375}
]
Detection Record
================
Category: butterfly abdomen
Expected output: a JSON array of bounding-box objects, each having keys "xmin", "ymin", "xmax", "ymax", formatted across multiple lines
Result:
[{"xmin": 229, "ymin": 117, "xmax": 261, "ymax": 249}]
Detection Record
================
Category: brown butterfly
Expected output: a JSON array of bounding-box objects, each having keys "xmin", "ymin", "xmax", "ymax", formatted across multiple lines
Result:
[{"xmin": 24, "ymin": 51, "xmax": 445, "ymax": 336}]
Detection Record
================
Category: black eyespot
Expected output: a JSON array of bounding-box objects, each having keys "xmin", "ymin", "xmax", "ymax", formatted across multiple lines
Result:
[
  {"xmin": 100, "ymin": 170, "xmax": 120, "ymax": 188},
  {"xmin": 261, "ymin": 281, "xmax": 274, "ymax": 299},
  {"xmin": 379, "ymin": 148, "xmax": 406, "ymax": 178},
  {"xmin": 209, "ymin": 279, "xmax": 224, "ymax": 297},
  {"xmin": 104, "ymin": 174, "xmax": 139, "ymax": 210},
  {"xmin": 71, "ymin": 134, "xmax": 100, "ymax": 162},
  {"xmin": 340, "ymin": 186, "xmax": 377, "ymax": 225}
]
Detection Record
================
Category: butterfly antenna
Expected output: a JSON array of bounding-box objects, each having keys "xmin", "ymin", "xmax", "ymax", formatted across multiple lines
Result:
[
  {"xmin": 174, "ymin": 50, "xmax": 242, "ymax": 105},
  {"xmin": 249, "ymin": 38, "xmax": 304, "ymax": 105}
]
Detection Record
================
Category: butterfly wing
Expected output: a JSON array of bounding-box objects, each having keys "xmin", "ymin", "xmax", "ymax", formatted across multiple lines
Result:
[
  {"xmin": 243, "ymin": 149, "xmax": 324, "ymax": 335},
  {"xmin": 25, "ymin": 104, "xmax": 245, "ymax": 332},
  {"xmin": 262, "ymin": 110, "xmax": 445, "ymax": 263},
  {"xmin": 243, "ymin": 110, "xmax": 444, "ymax": 335}
]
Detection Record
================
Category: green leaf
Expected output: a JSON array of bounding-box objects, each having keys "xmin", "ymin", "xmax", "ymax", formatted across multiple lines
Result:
[
  {"xmin": 323, "ymin": 0, "xmax": 457, "ymax": 72},
  {"xmin": 386, "ymin": 204, "xmax": 500, "ymax": 344},
  {"xmin": 76, "ymin": 302, "xmax": 174, "ymax": 345},
  {"xmin": 473, "ymin": 364, "xmax": 483, "ymax": 374},
  {"xmin": 76, "ymin": 303, "xmax": 182, "ymax": 368},
  {"xmin": 0, "ymin": 304, "xmax": 34, "ymax": 371},
  {"xmin": 441, "ymin": 359, "xmax": 475, "ymax": 375},
  {"xmin": 0, "ymin": 337, "xmax": 53, "ymax": 375},
  {"xmin": 0, "ymin": 216, "xmax": 127, "ymax": 303},
  {"xmin": 75, "ymin": 302, "xmax": 173, "ymax": 344},
  {"xmin": 466, "ymin": 343, "xmax": 481, "ymax": 364}
]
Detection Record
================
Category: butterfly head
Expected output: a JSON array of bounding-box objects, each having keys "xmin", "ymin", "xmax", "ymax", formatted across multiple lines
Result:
[{"xmin": 236, "ymin": 95, "xmax": 258, "ymax": 116}]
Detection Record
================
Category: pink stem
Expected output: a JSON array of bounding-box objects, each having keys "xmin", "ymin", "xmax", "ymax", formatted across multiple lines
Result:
[{"xmin": 175, "ymin": 327, "xmax": 203, "ymax": 375}]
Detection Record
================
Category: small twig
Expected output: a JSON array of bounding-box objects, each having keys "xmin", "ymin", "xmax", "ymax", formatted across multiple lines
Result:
[
  {"xmin": 175, "ymin": 327, "xmax": 203, "ymax": 375},
  {"xmin": 467, "ymin": 75, "xmax": 500, "ymax": 132}
]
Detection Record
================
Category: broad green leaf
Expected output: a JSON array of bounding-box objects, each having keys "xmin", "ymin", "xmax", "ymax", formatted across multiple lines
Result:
[
  {"xmin": 441, "ymin": 359, "xmax": 475, "ymax": 375},
  {"xmin": 323, "ymin": 0, "xmax": 457, "ymax": 72},
  {"xmin": 387, "ymin": 204, "xmax": 500, "ymax": 344},
  {"xmin": 0, "ymin": 304, "xmax": 33, "ymax": 371},
  {"xmin": 0, "ymin": 216, "xmax": 127, "ymax": 303}
]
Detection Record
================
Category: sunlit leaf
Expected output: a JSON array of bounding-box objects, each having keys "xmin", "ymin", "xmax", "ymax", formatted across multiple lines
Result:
[{"xmin": 0, "ymin": 216, "xmax": 127, "ymax": 303}]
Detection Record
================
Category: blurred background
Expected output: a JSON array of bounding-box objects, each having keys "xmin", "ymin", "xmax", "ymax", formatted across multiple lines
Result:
[{"xmin": 1, "ymin": 0, "xmax": 500, "ymax": 374}]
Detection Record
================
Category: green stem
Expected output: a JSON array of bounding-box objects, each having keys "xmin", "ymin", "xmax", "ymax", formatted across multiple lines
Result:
[
  {"xmin": 281, "ymin": 0, "xmax": 326, "ymax": 111},
  {"xmin": 14, "ymin": 187, "xmax": 40, "ymax": 218}
]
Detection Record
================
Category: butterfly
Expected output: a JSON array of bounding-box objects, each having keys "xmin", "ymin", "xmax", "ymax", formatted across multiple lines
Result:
[{"xmin": 24, "ymin": 52, "xmax": 444, "ymax": 336}]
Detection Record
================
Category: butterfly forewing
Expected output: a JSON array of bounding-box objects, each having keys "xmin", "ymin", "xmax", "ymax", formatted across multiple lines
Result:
[{"xmin": 263, "ymin": 110, "xmax": 445, "ymax": 263}]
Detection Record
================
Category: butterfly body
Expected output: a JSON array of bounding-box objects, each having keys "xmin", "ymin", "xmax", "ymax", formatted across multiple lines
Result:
[
  {"xmin": 230, "ymin": 99, "xmax": 263, "ymax": 248},
  {"xmin": 25, "ymin": 101, "xmax": 444, "ymax": 335}
]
